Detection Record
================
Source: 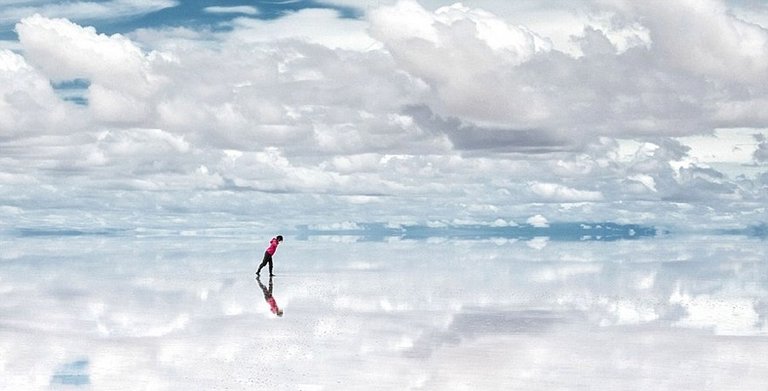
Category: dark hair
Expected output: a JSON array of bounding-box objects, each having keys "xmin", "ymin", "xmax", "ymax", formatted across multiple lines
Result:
[{"xmin": 276, "ymin": 235, "xmax": 283, "ymax": 241}]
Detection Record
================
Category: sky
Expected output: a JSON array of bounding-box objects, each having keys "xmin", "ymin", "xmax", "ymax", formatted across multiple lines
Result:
[{"xmin": 1, "ymin": 0, "xmax": 768, "ymax": 232}]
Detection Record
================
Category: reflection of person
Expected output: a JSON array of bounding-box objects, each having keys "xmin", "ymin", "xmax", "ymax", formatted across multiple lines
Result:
[
  {"xmin": 256, "ymin": 235, "xmax": 283, "ymax": 276},
  {"xmin": 257, "ymin": 275, "xmax": 283, "ymax": 317}
]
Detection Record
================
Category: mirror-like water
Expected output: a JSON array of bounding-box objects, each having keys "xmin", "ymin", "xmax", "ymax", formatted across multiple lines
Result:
[{"xmin": 1, "ymin": 234, "xmax": 766, "ymax": 390}]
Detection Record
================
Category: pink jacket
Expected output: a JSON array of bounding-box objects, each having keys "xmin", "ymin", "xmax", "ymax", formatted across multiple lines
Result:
[{"xmin": 265, "ymin": 237, "xmax": 280, "ymax": 255}]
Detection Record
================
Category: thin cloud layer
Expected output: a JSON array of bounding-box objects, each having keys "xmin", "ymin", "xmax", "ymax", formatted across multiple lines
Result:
[
  {"xmin": 0, "ymin": 0, "xmax": 177, "ymax": 26},
  {"xmin": 0, "ymin": 0, "xmax": 767, "ymax": 229}
]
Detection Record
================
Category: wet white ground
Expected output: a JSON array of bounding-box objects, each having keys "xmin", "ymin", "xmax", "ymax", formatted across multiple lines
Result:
[{"xmin": 1, "ymin": 234, "xmax": 767, "ymax": 390}]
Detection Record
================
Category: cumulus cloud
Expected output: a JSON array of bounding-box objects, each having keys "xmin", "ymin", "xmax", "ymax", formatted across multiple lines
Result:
[
  {"xmin": 526, "ymin": 214, "xmax": 549, "ymax": 228},
  {"xmin": 16, "ymin": 14, "xmax": 157, "ymax": 84},
  {"xmin": 15, "ymin": 14, "xmax": 168, "ymax": 124},
  {"xmin": 1, "ymin": 1, "xmax": 767, "ymax": 229},
  {"xmin": 621, "ymin": 0, "xmax": 768, "ymax": 83},
  {"xmin": 369, "ymin": 1, "xmax": 554, "ymax": 125},
  {"xmin": 370, "ymin": 0, "xmax": 768, "ymax": 140},
  {"xmin": 0, "ymin": 48, "xmax": 79, "ymax": 138}
]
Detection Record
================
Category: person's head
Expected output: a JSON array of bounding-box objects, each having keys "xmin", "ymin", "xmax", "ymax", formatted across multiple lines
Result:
[{"xmin": 276, "ymin": 235, "xmax": 283, "ymax": 242}]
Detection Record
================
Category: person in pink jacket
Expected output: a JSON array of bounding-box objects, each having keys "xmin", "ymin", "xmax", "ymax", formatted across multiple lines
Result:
[{"xmin": 256, "ymin": 235, "xmax": 283, "ymax": 276}]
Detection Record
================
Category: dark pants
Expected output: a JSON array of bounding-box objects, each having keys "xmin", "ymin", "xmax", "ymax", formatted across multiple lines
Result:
[{"xmin": 256, "ymin": 251, "xmax": 273, "ymax": 275}]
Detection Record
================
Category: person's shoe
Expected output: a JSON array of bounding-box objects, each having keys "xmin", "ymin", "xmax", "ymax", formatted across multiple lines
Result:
[
  {"xmin": 255, "ymin": 271, "xmax": 261, "ymax": 276},
  {"xmin": 269, "ymin": 274, "xmax": 275, "ymax": 277}
]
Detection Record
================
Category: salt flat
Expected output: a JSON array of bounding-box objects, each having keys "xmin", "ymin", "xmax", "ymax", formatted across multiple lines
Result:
[{"xmin": 1, "ymin": 234, "xmax": 766, "ymax": 390}]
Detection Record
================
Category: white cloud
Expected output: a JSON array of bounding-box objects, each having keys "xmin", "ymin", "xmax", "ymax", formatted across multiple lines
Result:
[
  {"xmin": 676, "ymin": 129, "xmax": 768, "ymax": 164},
  {"xmin": 203, "ymin": 6, "xmax": 258, "ymax": 16},
  {"xmin": 368, "ymin": 0, "xmax": 768, "ymax": 141},
  {"xmin": 526, "ymin": 214, "xmax": 549, "ymax": 227},
  {"xmin": 16, "ymin": 14, "xmax": 158, "ymax": 90},
  {"xmin": 228, "ymin": 8, "xmax": 377, "ymax": 51},
  {"xmin": 530, "ymin": 182, "xmax": 604, "ymax": 202},
  {"xmin": 14, "ymin": 14, "xmax": 172, "ymax": 127},
  {"xmin": 0, "ymin": 0, "xmax": 177, "ymax": 25},
  {"xmin": 1, "ymin": 2, "xmax": 768, "ymax": 229},
  {"xmin": 0, "ymin": 48, "xmax": 77, "ymax": 137},
  {"xmin": 624, "ymin": 0, "xmax": 768, "ymax": 83},
  {"xmin": 369, "ymin": 0, "xmax": 553, "ymax": 125},
  {"xmin": 626, "ymin": 174, "xmax": 657, "ymax": 193}
]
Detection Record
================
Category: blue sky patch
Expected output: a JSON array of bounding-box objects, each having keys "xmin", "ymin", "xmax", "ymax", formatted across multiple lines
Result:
[
  {"xmin": 96, "ymin": 0, "xmax": 361, "ymax": 35},
  {"xmin": 0, "ymin": 0, "xmax": 362, "ymax": 40},
  {"xmin": 50, "ymin": 359, "xmax": 90, "ymax": 386},
  {"xmin": 51, "ymin": 78, "xmax": 90, "ymax": 106},
  {"xmin": 295, "ymin": 222, "xmax": 661, "ymax": 242}
]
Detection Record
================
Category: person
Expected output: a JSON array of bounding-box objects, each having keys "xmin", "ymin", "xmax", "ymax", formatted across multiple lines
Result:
[
  {"xmin": 256, "ymin": 235, "xmax": 283, "ymax": 276},
  {"xmin": 256, "ymin": 275, "xmax": 283, "ymax": 317}
]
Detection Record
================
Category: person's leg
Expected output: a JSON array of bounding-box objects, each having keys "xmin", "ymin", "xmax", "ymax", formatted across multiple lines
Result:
[
  {"xmin": 256, "ymin": 252, "xmax": 270, "ymax": 275},
  {"xmin": 268, "ymin": 258, "xmax": 274, "ymax": 276}
]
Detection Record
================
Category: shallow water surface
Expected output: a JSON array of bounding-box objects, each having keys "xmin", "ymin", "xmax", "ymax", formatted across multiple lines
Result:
[{"xmin": 1, "ymin": 234, "xmax": 766, "ymax": 390}]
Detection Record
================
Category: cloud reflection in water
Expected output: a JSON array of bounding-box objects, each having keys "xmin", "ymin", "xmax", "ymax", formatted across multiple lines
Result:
[{"xmin": 0, "ymin": 233, "xmax": 766, "ymax": 389}]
